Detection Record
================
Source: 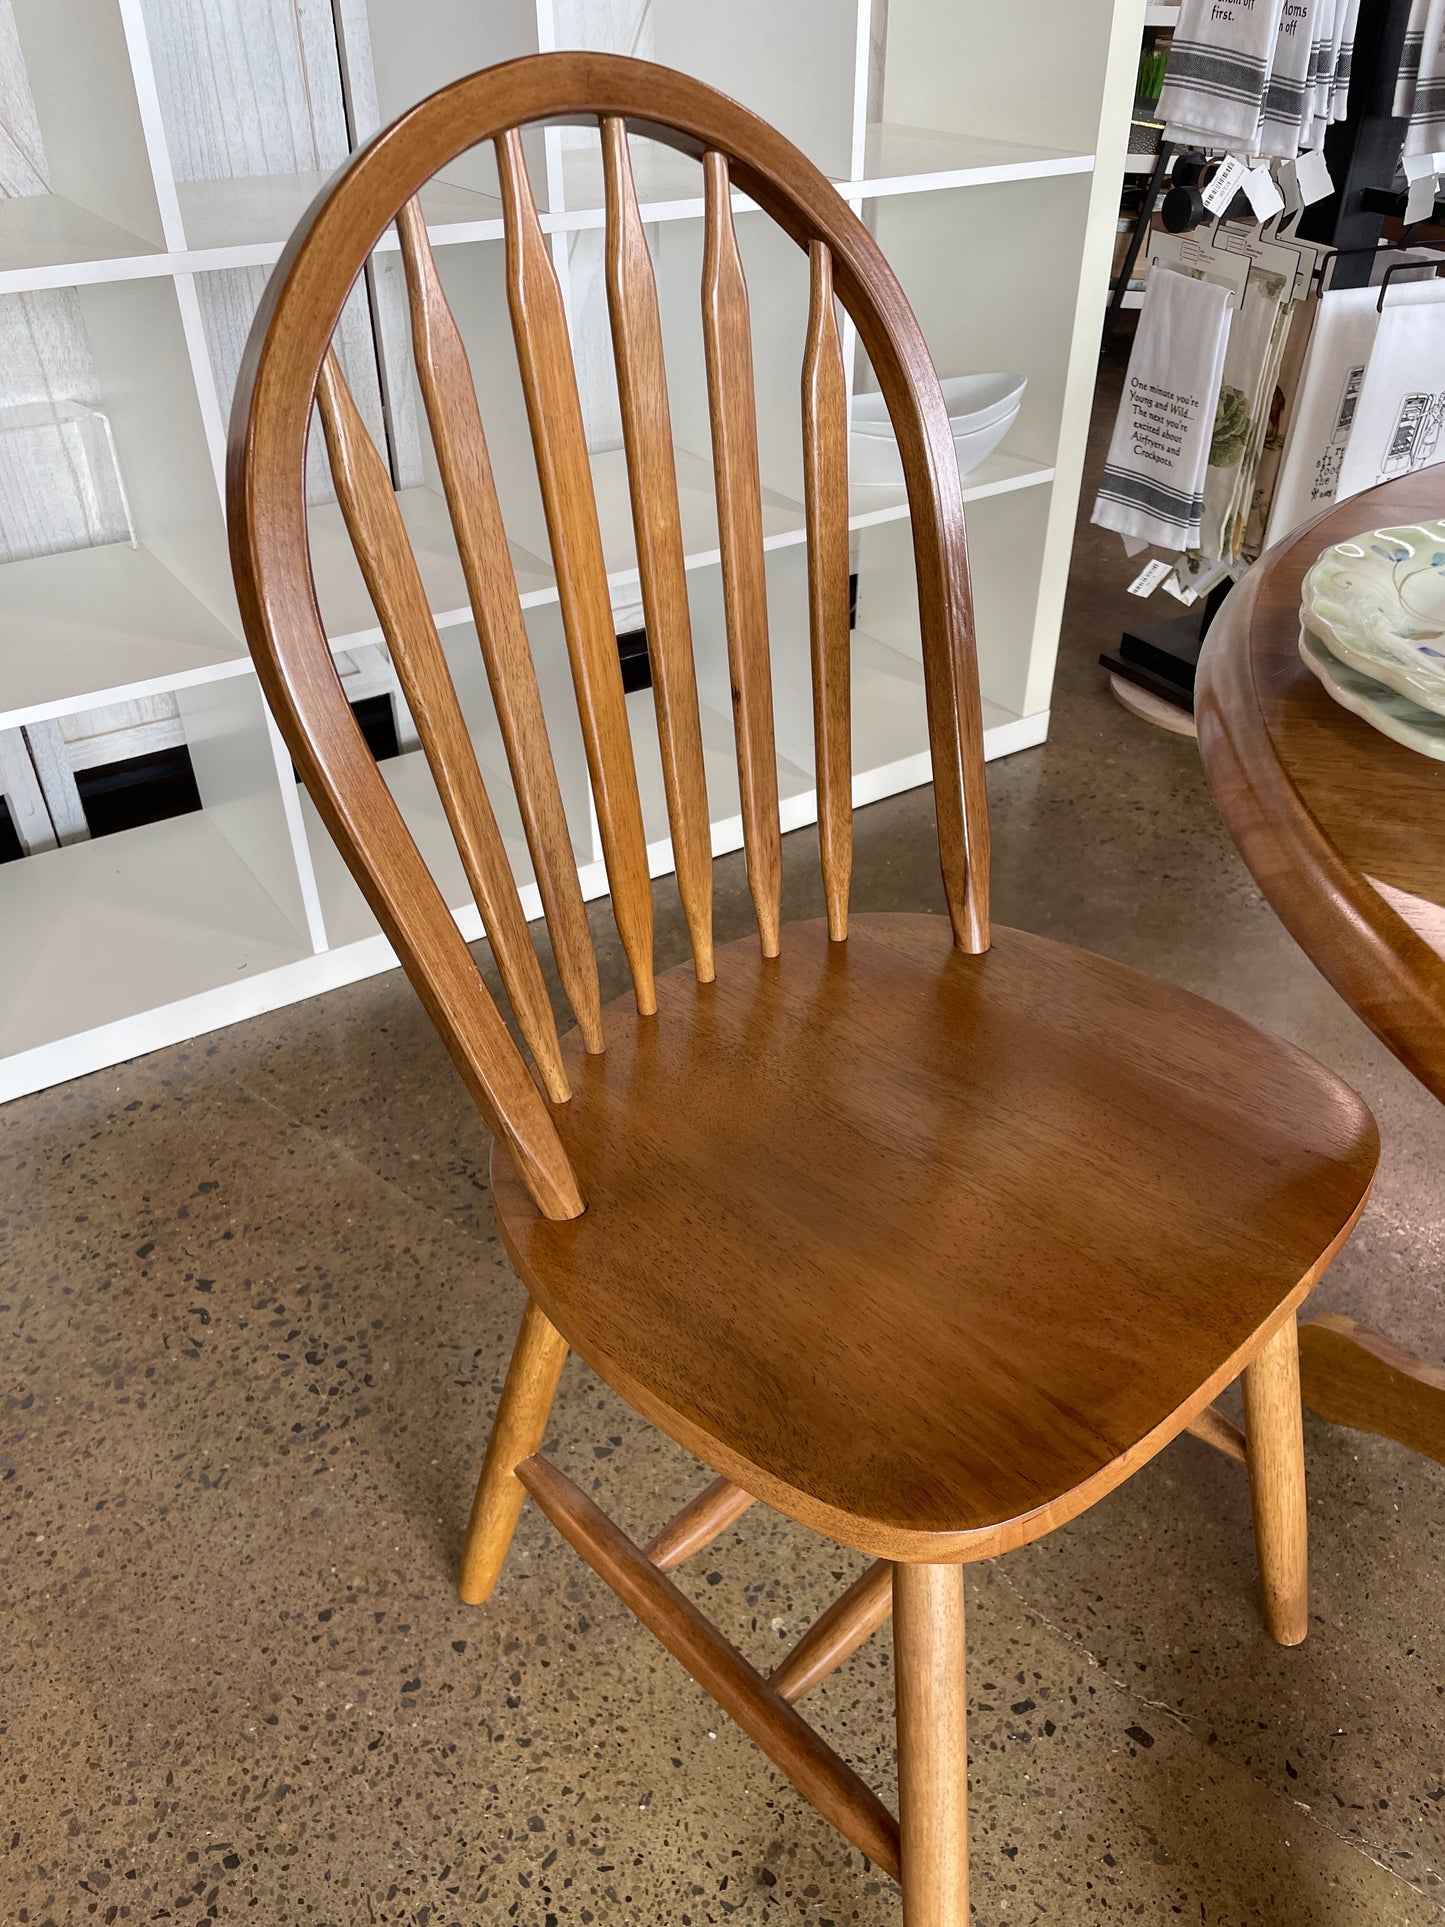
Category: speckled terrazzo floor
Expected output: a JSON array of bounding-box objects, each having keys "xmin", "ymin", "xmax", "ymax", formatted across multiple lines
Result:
[{"xmin": 5, "ymin": 359, "xmax": 1445, "ymax": 1927}]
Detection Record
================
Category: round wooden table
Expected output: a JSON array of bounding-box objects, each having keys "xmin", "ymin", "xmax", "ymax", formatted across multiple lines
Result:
[{"xmin": 1197, "ymin": 468, "xmax": 1445, "ymax": 1463}]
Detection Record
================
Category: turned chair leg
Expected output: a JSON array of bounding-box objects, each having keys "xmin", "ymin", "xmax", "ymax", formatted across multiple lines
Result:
[
  {"xmin": 893, "ymin": 1563, "xmax": 968, "ymax": 1925},
  {"xmin": 458, "ymin": 1297, "xmax": 568, "ymax": 1604},
  {"xmin": 1241, "ymin": 1313, "xmax": 1308, "ymax": 1646}
]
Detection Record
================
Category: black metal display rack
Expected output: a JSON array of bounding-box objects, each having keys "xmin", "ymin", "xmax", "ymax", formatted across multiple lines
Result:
[{"xmin": 1100, "ymin": 0, "xmax": 1420, "ymax": 716}]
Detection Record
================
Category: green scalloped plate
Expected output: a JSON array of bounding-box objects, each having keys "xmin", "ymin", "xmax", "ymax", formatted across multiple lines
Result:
[
  {"xmin": 1302, "ymin": 520, "xmax": 1445, "ymax": 718},
  {"xmin": 1298, "ymin": 625, "xmax": 1445, "ymax": 761}
]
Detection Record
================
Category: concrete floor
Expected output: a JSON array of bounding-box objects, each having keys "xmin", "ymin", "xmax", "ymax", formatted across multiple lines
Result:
[{"xmin": 5, "ymin": 362, "xmax": 1445, "ymax": 1927}]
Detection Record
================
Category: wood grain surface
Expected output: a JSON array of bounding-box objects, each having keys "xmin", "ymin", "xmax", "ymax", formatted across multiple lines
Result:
[
  {"xmin": 803, "ymin": 239, "xmax": 853, "ymax": 942},
  {"xmin": 397, "ymin": 196, "xmax": 605, "ymax": 1053},
  {"xmin": 492, "ymin": 914, "xmax": 1377, "ymax": 1562},
  {"xmin": 1196, "ymin": 469, "xmax": 1445, "ymax": 1102},
  {"xmin": 315, "ymin": 349, "xmax": 570, "ymax": 1104},
  {"xmin": 1298, "ymin": 1314, "xmax": 1445, "ymax": 1465},
  {"xmin": 702, "ymin": 148, "xmax": 782, "ymax": 957},
  {"xmin": 496, "ymin": 125, "xmax": 657, "ymax": 1018},
  {"xmin": 602, "ymin": 117, "xmax": 716, "ymax": 984}
]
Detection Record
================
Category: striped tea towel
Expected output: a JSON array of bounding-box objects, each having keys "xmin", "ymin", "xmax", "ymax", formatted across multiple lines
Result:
[
  {"xmin": 1331, "ymin": 0, "xmax": 1361, "ymax": 120},
  {"xmin": 1257, "ymin": 0, "xmax": 1323, "ymax": 156},
  {"xmin": 1404, "ymin": 0, "xmax": 1445, "ymax": 154},
  {"xmin": 1159, "ymin": 0, "xmax": 1288, "ymax": 149},
  {"xmin": 1396, "ymin": 0, "xmax": 1433, "ymax": 116},
  {"xmin": 1092, "ymin": 268, "xmax": 1233, "ymax": 552}
]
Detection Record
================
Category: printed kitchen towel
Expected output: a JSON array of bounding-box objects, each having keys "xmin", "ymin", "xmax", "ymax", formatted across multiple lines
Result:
[
  {"xmin": 1244, "ymin": 272, "xmax": 1319, "ymax": 554},
  {"xmin": 1175, "ymin": 252, "xmax": 1298, "ymax": 585},
  {"xmin": 1335, "ymin": 276, "xmax": 1445, "ymax": 497},
  {"xmin": 1265, "ymin": 284, "xmax": 1379, "ymax": 545},
  {"xmin": 1159, "ymin": 0, "xmax": 1289, "ymax": 148},
  {"xmin": 1092, "ymin": 266, "xmax": 1233, "ymax": 551}
]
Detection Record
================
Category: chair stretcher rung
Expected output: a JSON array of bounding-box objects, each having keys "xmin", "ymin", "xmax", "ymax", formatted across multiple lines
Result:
[{"xmin": 516, "ymin": 1454, "xmax": 900, "ymax": 1879}]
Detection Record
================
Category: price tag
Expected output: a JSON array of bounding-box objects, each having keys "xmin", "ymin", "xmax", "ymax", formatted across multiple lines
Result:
[
  {"xmin": 1404, "ymin": 151, "xmax": 1441, "ymax": 224},
  {"xmin": 1243, "ymin": 164, "xmax": 1286, "ymax": 223},
  {"xmin": 1276, "ymin": 158, "xmax": 1304, "ymax": 224},
  {"xmin": 1161, "ymin": 570, "xmax": 1199, "ymax": 605},
  {"xmin": 1127, "ymin": 557, "xmax": 1173, "ymax": 597},
  {"xmin": 1201, "ymin": 154, "xmax": 1249, "ymax": 216},
  {"xmin": 1294, "ymin": 147, "xmax": 1333, "ymax": 205}
]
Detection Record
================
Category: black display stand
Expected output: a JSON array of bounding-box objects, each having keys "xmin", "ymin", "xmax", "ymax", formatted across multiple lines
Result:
[{"xmin": 1102, "ymin": 0, "xmax": 1416, "ymax": 715}]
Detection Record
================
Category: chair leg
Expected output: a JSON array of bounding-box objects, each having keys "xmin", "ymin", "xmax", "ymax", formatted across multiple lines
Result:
[
  {"xmin": 458, "ymin": 1297, "xmax": 568, "ymax": 1605},
  {"xmin": 1241, "ymin": 1313, "xmax": 1309, "ymax": 1647},
  {"xmin": 893, "ymin": 1563, "xmax": 968, "ymax": 1925}
]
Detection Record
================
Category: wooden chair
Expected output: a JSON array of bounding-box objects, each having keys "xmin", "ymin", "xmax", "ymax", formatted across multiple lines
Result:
[{"xmin": 229, "ymin": 53, "xmax": 1379, "ymax": 1921}]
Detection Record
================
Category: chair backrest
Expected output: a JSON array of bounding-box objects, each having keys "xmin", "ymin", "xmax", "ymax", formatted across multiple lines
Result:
[{"xmin": 228, "ymin": 51, "xmax": 990, "ymax": 1224}]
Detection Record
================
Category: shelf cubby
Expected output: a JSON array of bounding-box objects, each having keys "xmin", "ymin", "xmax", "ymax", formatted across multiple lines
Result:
[
  {"xmin": 0, "ymin": 0, "xmax": 1138, "ymax": 1100},
  {"xmin": 0, "ymin": 275, "xmax": 239, "ymax": 729},
  {"xmin": 0, "ymin": 1, "xmax": 168, "ymax": 286},
  {"xmin": 0, "ymin": 673, "xmax": 314, "ymax": 1093}
]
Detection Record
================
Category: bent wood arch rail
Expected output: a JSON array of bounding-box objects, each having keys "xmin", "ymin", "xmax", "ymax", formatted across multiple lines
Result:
[{"xmin": 228, "ymin": 52, "xmax": 988, "ymax": 1221}]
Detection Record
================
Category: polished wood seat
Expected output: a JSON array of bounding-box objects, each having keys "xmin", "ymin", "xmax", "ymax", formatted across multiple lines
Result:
[
  {"xmin": 495, "ymin": 914, "xmax": 1377, "ymax": 1563},
  {"xmin": 229, "ymin": 50, "xmax": 1381, "ymax": 1922}
]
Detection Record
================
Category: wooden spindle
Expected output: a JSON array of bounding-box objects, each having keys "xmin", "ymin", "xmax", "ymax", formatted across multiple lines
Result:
[
  {"xmin": 603, "ymin": 118, "xmax": 715, "ymax": 983},
  {"xmin": 496, "ymin": 127, "xmax": 657, "ymax": 1017},
  {"xmin": 701, "ymin": 148, "xmax": 782, "ymax": 958},
  {"xmin": 315, "ymin": 351, "xmax": 570, "ymax": 1103},
  {"xmin": 802, "ymin": 240, "xmax": 852, "ymax": 942},
  {"xmin": 397, "ymin": 198, "xmax": 604, "ymax": 1053},
  {"xmin": 644, "ymin": 1475, "xmax": 756, "ymax": 1571},
  {"xmin": 770, "ymin": 1559, "xmax": 892, "ymax": 1703},
  {"xmin": 517, "ymin": 1454, "xmax": 901, "ymax": 1878}
]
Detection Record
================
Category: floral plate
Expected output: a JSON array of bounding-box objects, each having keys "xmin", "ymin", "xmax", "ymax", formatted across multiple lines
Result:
[
  {"xmin": 1301, "ymin": 520, "xmax": 1445, "ymax": 718},
  {"xmin": 1298, "ymin": 626, "xmax": 1445, "ymax": 761}
]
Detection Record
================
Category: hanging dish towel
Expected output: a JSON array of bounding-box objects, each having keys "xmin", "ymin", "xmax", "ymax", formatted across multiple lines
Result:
[
  {"xmin": 1175, "ymin": 257, "xmax": 1298, "ymax": 587},
  {"xmin": 1336, "ymin": 277, "xmax": 1445, "ymax": 497},
  {"xmin": 1396, "ymin": 0, "xmax": 1435, "ymax": 117},
  {"xmin": 1245, "ymin": 273, "xmax": 1319, "ymax": 555},
  {"xmin": 1159, "ymin": 0, "xmax": 1288, "ymax": 149},
  {"xmin": 1258, "ymin": 0, "xmax": 1323, "ymax": 158},
  {"xmin": 1404, "ymin": 0, "xmax": 1445, "ymax": 154},
  {"xmin": 1331, "ymin": 0, "xmax": 1361, "ymax": 120},
  {"xmin": 1092, "ymin": 267, "xmax": 1233, "ymax": 552},
  {"xmin": 1265, "ymin": 284, "xmax": 1379, "ymax": 546}
]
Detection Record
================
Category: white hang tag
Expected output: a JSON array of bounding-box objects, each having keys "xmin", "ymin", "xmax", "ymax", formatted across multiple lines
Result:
[
  {"xmin": 1128, "ymin": 557, "xmax": 1173, "ymax": 597},
  {"xmin": 1161, "ymin": 571, "xmax": 1200, "ymax": 605},
  {"xmin": 1201, "ymin": 154, "xmax": 1250, "ymax": 216},
  {"xmin": 1277, "ymin": 159, "xmax": 1304, "ymax": 221},
  {"xmin": 1243, "ymin": 164, "xmax": 1286, "ymax": 223},
  {"xmin": 1294, "ymin": 147, "xmax": 1333, "ymax": 205},
  {"xmin": 1403, "ymin": 151, "xmax": 1440, "ymax": 224}
]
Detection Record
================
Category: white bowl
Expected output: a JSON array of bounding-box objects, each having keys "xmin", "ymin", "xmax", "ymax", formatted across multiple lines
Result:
[{"xmin": 850, "ymin": 373, "xmax": 1027, "ymax": 487}]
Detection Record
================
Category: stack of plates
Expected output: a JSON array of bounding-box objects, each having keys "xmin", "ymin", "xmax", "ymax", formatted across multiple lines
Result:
[
  {"xmin": 1299, "ymin": 520, "xmax": 1445, "ymax": 761},
  {"xmin": 851, "ymin": 373, "xmax": 1026, "ymax": 488}
]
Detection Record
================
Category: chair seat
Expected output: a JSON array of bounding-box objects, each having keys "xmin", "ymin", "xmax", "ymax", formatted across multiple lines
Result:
[{"xmin": 492, "ymin": 914, "xmax": 1377, "ymax": 1561}]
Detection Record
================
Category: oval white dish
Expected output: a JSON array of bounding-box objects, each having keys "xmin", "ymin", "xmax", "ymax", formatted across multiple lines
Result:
[{"xmin": 850, "ymin": 373, "xmax": 1027, "ymax": 487}]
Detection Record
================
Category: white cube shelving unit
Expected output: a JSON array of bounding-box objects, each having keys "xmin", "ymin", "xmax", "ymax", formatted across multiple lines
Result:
[{"xmin": 0, "ymin": 0, "xmax": 1144, "ymax": 1102}]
